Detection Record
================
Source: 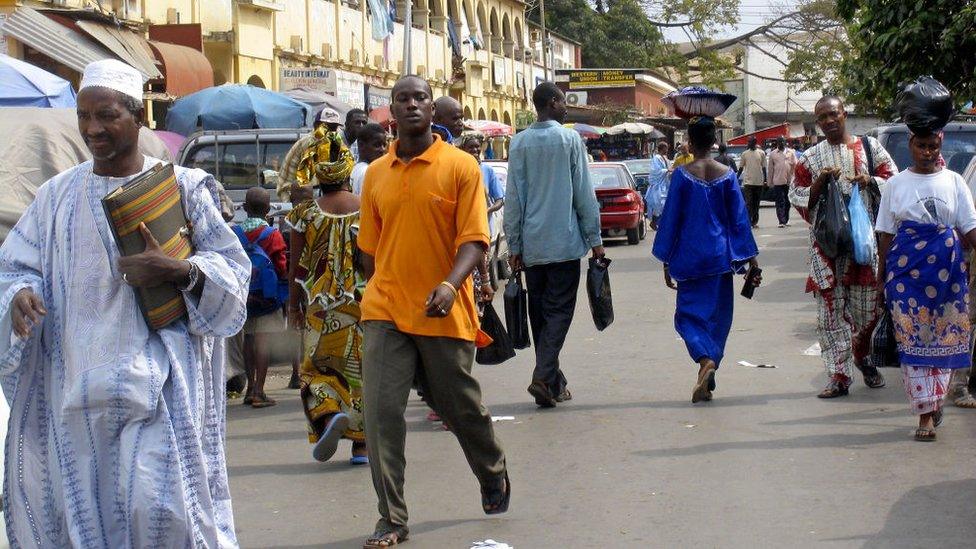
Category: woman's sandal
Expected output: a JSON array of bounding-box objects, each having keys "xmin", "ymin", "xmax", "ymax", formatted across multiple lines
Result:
[
  {"xmin": 363, "ymin": 525, "xmax": 409, "ymax": 548},
  {"xmin": 481, "ymin": 471, "xmax": 511, "ymax": 515},
  {"xmin": 914, "ymin": 428, "xmax": 937, "ymax": 442},
  {"xmin": 692, "ymin": 364, "xmax": 716, "ymax": 404}
]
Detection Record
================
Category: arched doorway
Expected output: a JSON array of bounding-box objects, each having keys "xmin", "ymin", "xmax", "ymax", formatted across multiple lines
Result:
[
  {"xmin": 490, "ymin": 109, "xmax": 498, "ymax": 122},
  {"xmin": 246, "ymin": 75, "xmax": 265, "ymax": 88},
  {"xmin": 489, "ymin": 8, "xmax": 501, "ymax": 54},
  {"xmin": 503, "ymin": 111, "xmax": 512, "ymax": 126},
  {"xmin": 463, "ymin": 106, "xmax": 473, "ymax": 119},
  {"xmin": 477, "ymin": 107, "xmax": 486, "ymax": 120}
]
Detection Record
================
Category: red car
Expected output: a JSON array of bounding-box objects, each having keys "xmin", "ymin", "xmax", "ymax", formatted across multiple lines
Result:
[{"xmin": 589, "ymin": 162, "xmax": 647, "ymax": 245}]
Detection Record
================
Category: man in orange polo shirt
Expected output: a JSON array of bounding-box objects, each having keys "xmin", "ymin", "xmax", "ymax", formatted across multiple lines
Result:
[{"xmin": 357, "ymin": 75, "xmax": 509, "ymax": 548}]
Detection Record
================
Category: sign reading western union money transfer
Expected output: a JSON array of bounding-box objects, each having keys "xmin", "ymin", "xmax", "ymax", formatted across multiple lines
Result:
[{"xmin": 566, "ymin": 70, "xmax": 638, "ymax": 89}]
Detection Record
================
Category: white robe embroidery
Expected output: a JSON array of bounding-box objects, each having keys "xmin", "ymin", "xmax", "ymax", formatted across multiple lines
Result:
[{"xmin": 0, "ymin": 157, "xmax": 249, "ymax": 548}]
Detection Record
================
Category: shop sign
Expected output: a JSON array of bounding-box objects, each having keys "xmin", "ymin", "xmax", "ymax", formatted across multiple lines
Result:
[
  {"xmin": 365, "ymin": 84, "xmax": 392, "ymax": 112},
  {"xmin": 566, "ymin": 69, "xmax": 638, "ymax": 90},
  {"xmin": 336, "ymin": 71, "xmax": 366, "ymax": 109},
  {"xmin": 492, "ymin": 58, "xmax": 506, "ymax": 86},
  {"xmin": 279, "ymin": 66, "xmax": 337, "ymax": 94}
]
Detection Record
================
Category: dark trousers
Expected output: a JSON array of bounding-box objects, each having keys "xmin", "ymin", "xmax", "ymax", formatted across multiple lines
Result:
[
  {"xmin": 773, "ymin": 184, "xmax": 791, "ymax": 225},
  {"xmin": 743, "ymin": 185, "xmax": 763, "ymax": 226},
  {"xmin": 362, "ymin": 321, "xmax": 506, "ymax": 531},
  {"xmin": 525, "ymin": 259, "xmax": 580, "ymax": 396}
]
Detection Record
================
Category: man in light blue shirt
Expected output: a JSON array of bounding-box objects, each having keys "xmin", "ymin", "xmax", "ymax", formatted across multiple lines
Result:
[{"xmin": 505, "ymin": 81, "xmax": 604, "ymax": 408}]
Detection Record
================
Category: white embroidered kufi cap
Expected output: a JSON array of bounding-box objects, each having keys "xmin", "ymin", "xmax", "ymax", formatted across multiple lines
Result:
[{"xmin": 79, "ymin": 59, "xmax": 144, "ymax": 103}]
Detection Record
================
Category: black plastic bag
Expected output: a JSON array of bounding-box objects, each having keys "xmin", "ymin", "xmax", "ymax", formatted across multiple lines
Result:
[
  {"xmin": 869, "ymin": 309, "xmax": 900, "ymax": 369},
  {"xmin": 503, "ymin": 273, "xmax": 530, "ymax": 349},
  {"xmin": 586, "ymin": 257, "xmax": 614, "ymax": 331},
  {"xmin": 813, "ymin": 175, "xmax": 852, "ymax": 258},
  {"xmin": 897, "ymin": 76, "xmax": 953, "ymax": 135},
  {"xmin": 476, "ymin": 303, "xmax": 516, "ymax": 365}
]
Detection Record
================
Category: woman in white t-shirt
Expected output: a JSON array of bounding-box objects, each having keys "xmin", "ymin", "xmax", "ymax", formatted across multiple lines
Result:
[{"xmin": 876, "ymin": 131, "xmax": 976, "ymax": 441}]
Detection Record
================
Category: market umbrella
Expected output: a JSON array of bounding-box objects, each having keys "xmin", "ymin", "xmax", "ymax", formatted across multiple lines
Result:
[
  {"xmin": 606, "ymin": 122, "xmax": 658, "ymax": 136},
  {"xmin": 165, "ymin": 84, "xmax": 310, "ymax": 136},
  {"xmin": 282, "ymin": 87, "xmax": 353, "ymax": 125},
  {"xmin": 153, "ymin": 130, "xmax": 186, "ymax": 161},
  {"xmin": 564, "ymin": 123, "xmax": 605, "ymax": 139},
  {"xmin": 465, "ymin": 120, "xmax": 513, "ymax": 138},
  {"xmin": 0, "ymin": 55, "xmax": 77, "ymax": 108}
]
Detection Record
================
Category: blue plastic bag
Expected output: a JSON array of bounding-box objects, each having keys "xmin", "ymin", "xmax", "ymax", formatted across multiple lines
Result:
[{"xmin": 848, "ymin": 188, "xmax": 876, "ymax": 265}]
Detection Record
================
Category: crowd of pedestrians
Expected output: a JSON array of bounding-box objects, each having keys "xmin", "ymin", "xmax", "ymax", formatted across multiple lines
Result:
[{"xmin": 0, "ymin": 58, "xmax": 973, "ymax": 548}]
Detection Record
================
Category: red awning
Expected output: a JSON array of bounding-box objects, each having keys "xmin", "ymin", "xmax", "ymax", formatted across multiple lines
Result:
[
  {"xmin": 728, "ymin": 123, "xmax": 791, "ymax": 146},
  {"xmin": 148, "ymin": 41, "xmax": 213, "ymax": 98}
]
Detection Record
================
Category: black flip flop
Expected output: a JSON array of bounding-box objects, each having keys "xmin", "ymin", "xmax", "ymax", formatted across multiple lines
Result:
[{"xmin": 482, "ymin": 471, "xmax": 511, "ymax": 515}]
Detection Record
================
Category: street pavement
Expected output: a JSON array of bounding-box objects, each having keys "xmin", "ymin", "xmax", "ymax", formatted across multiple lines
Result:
[{"xmin": 226, "ymin": 207, "xmax": 976, "ymax": 549}]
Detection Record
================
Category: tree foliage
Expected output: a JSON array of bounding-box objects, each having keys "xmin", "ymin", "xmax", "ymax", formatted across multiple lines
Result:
[
  {"xmin": 834, "ymin": 0, "xmax": 976, "ymax": 115},
  {"xmin": 526, "ymin": 0, "xmax": 739, "ymax": 86}
]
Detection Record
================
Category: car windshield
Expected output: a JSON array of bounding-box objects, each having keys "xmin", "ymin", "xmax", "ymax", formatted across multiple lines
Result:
[
  {"xmin": 623, "ymin": 159, "xmax": 651, "ymax": 174},
  {"xmin": 884, "ymin": 131, "xmax": 976, "ymax": 174},
  {"xmin": 184, "ymin": 139, "xmax": 296, "ymax": 190},
  {"xmin": 589, "ymin": 166, "xmax": 630, "ymax": 189}
]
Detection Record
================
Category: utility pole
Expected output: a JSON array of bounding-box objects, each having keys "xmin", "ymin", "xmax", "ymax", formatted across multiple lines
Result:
[
  {"xmin": 402, "ymin": 0, "xmax": 413, "ymax": 75},
  {"xmin": 539, "ymin": 0, "xmax": 549, "ymax": 81}
]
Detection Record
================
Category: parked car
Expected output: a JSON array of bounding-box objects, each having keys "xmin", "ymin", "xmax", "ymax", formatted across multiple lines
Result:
[
  {"xmin": 868, "ymin": 122, "xmax": 976, "ymax": 174},
  {"xmin": 622, "ymin": 158, "xmax": 652, "ymax": 195},
  {"xmin": 481, "ymin": 160, "xmax": 511, "ymax": 286},
  {"xmin": 589, "ymin": 162, "xmax": 647, "ymax": 245},
  {"xmin": 178, "ymin": 128, "xmax": 306, "ymax": 223}
]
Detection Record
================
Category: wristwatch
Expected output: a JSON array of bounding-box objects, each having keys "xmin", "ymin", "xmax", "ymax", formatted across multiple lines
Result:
[{"xmin": 177, "ymin": 260, "xmax": 200, "ymax": 292}]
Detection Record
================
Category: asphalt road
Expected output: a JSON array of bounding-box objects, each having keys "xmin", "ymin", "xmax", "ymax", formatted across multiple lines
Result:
[{"xmin": 226, "ymin": 207, "xmax": 976, "ymax": 549}]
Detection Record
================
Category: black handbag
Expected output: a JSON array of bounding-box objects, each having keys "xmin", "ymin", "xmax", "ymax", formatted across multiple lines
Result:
[
  {"xmin": 586, "ymin": 257, "xmax": 614, "ymax": 331},
  {"xmin": 475, "ymin": 303, "xmax": 516, "ymax": 365},
  {"xmin": 503, "ymin": 272, "xmax": 530, "ymax": 349}
]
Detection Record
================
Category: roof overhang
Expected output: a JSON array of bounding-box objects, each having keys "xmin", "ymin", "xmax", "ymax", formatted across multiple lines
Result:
[{"xmin": 149, "ymin": 41, "xmax": 214, "ymax": 98}]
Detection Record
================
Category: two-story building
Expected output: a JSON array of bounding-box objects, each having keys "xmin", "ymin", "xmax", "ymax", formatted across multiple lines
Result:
[{"xmin": 0, "ymin": 0, "xmax": 581, "ymax": 128}]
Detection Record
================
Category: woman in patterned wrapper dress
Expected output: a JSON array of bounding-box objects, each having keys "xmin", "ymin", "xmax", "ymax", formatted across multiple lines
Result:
[
  {"xmin": 286, "ymin": 126, "xmax": 369, "ymax": 464},
  {"xmin": 876, "ymin": 129, "xmax": 976, "ymax": 442}
]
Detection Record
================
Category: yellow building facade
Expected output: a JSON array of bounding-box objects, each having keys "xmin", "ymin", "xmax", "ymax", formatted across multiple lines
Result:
[{"xmin": 1, "ymin": 0, "xmax": 539, "ymax": 124}]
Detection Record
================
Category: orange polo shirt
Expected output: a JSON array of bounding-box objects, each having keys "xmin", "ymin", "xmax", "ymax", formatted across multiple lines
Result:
[{"xmin": 358, "ymin": 135, "xmax": 489, "ymax": 341}]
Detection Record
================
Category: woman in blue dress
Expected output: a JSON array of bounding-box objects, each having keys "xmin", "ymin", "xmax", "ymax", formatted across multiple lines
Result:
[{"xmin": 652, "ymin": 116, "xmax": 761, "ymax": 403}]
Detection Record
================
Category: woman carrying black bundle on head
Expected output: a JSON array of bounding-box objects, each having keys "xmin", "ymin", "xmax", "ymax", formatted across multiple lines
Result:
[
  {"xmin": 875, "ymin": 77, "xmax": 976, "ymax": 441},
  {"xmin": 652, "ymin": 87, "xmax": 761, "ymax": 404}
]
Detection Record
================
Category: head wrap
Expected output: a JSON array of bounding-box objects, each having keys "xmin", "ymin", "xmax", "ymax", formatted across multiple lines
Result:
[
  {"xmin": 80, "ymin": 59, "xmax": 144, "ymax": 103},
  {"xmin": 296, "ymin": 125, "xmax": 354, "ymax": 186}
]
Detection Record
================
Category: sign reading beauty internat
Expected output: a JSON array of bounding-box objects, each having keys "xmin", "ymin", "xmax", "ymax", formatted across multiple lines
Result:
[
  {"xmin": 563, "ymin": 69, "xmax": 639, "ymax": 89},
  {"xmin": 280, "ymin": 66, "xmax": 338, "ymax": 94}
]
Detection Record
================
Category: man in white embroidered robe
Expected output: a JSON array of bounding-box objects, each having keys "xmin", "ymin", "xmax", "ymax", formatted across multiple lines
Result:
[{"xmin": 0, "ymin": 60, "xmax": 248, "ymax": 547}]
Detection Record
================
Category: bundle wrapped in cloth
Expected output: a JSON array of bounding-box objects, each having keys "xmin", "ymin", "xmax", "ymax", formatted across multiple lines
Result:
[
  {"xmin": 296, "ymin": 124, "xmax": 354, "ymax": 186},
  {"xmin": 897, "ymin": 76, "xmax": 953, "ymax": 135}
]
